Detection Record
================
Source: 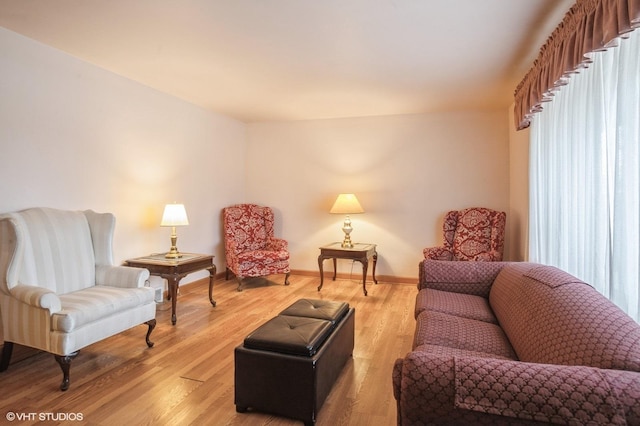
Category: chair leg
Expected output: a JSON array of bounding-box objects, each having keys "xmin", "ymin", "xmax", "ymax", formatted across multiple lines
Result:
[
  {"xmin": 1, "ymin": 342, "xmax": 13, "ymax": 372},
  {"xmin": 226, "ymin": 267, "xmax": 230, "ymax": 280},
  {"xmin": 284, "ymin": 272, "xmax": 290, "ymax": 286},
  {"xmin": 54, "ymin": 351, "xmax": 79, "ymax": 391},
  {"xmin": 145, "ymin": 319, "xmax": 156, "ymax": 348},
  {"xmin": 236, "ymin": 276, "xmax": 243, "ymax": 292}
]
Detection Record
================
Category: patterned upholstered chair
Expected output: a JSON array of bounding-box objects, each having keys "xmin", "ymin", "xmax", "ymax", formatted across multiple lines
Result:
[
  {"xmin": 423, "ymin": 207, "xmax": 506, "ymax": 262},
  {"xmin": 223, "ymin": 204, "xmax": 290, "ymax": 291},
  {"xmin": 0, "ymin": 207, "xmax": 156, "ymax": 391}
]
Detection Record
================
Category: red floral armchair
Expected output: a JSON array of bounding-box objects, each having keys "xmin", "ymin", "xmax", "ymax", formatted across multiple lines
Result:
[
  {"xmin": 423, "ymin": 207, "xmax": 506, "ymax": 261},
  {"xmin": 223, "ymin": 204, "xmax": 290, "ymax": 291}
]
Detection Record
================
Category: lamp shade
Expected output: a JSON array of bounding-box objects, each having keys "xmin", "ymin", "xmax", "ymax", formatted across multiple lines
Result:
[
  {"xmin": 161, "ymin": 204, "xmax": 189, "ymax": 227},
  {"xmin": 330, "ymin": 193, "xmax": 364, "ymax": 214}
]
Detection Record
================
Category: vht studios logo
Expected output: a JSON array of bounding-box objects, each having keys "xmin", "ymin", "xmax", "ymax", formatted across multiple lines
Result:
[{"xmin": 6, "ymin": 412, "xmax": 84, "ymax": 422}]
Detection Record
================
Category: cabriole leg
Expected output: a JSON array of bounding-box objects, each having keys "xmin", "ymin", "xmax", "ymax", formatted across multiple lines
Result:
[
  {"xmin": 208, "ymin": 265, "xmax": 217, "ymax": 307},
  {"xmin": 1, "ymin": 342, "xmax": 14, "ymax": 371},
  {"xmin": 54, "ymin": 351, "xmax": 79, "ymax": 391},
  {"xmin": 145, "ymin": 319, "xmax": 156, "ymax": 347}
]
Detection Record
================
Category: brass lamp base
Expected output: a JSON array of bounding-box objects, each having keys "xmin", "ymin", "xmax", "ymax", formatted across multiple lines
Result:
[
  {"xmin": 341, "ymin": 216, "xmax": 354, "ymax": 248},
  {"xmin": 165, "ymin": 250, "xmax": 183, "ymax": 259},
  {"xmin": 341, "ymin": 239, "xmax": 354, "ymax": 249},
  {"xmin": 165, "ymin": 228, "xmax": 183, "ymax": 258}
]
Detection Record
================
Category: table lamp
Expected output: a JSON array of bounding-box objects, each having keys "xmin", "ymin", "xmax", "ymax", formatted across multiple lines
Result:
[
  {"xmin": 330, "ymin": 193, "xmax": 364, "ymax": 248},
  {"xmin": 161, "ymin": 203, "xmax": 189, "ymax": 258}
]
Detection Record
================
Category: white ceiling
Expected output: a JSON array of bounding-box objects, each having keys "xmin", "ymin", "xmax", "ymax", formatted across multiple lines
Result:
[{"xmin": 0, "ymin": 0, "xmax": 573, "ymax": 123}]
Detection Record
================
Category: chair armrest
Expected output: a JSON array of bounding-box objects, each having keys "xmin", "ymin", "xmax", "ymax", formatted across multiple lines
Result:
[
  {"xmin": 96, "ymin": 265, "xmax": 150, "ymax": 288},
  {"xmin": 474, "ymin": 253, "xmax": 491, "ymax": 261},
  {"xmin": 225, "ymin": 240, "xmax": 240, "ymax": 270},
  {"xmin": 267, "ymin": 237, "xmax": 288, "ymax": 252},
  {"xmin": 10, "ymin": 284, "xmax": 61, "ymax": 313},
  {"xmin": 423, "ymin": 246, "xmax": 452, "ymax": 261},
  {"xmin": 474, "ymin": 250, "xmax": 502, "ymax": 262},
  {"xmin": 394, "ymin": 352, "xmax": 639, "ymax": 425}
]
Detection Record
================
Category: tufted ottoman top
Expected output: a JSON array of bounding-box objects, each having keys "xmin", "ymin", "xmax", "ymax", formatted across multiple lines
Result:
[
  {"xmin": 243, "ymin": 299, "xmax": 350, "ymax": 357},
  {"xmin": 244, "ymin": 315, "xmax": 333, "ymax": 357},
  {"xmin": 279, "ymin": 298, "xmax": 349, "ymax": 325}
]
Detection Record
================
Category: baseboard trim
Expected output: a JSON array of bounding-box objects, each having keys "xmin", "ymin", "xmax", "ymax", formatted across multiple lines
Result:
[
  {"xmin": 289, "ymin": 269, "xmax": 417, "ymax": 284},
  {"xmin": 179, "ymin": 269, "xmax": 417, "ymax": 286}
]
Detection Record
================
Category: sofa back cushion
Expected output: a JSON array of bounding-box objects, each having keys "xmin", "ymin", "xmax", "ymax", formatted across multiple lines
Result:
[
  {"xmin": 11, "ymin": 207, "xmax": 96, "ymax": 294},
  {"xmin": 490, "ymin": 263, "xmax": 640, "ymax": 372}
]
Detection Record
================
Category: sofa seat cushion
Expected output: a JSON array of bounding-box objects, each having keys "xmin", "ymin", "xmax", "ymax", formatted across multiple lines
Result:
[
  {"xmin": 414, "ymin": 311, "xmax": 517, "ymax": 359},
  {"xmin": 237, "ymin": 249, "xmax": 289, "ymax": 264},
  {"xmin": 52, "ymin": 286, "xmax": 155, "ymax": 333},
  {"xmin": 415, "ymin": 289, "xmax": 497, "ymax": 324},
  {"xmin": 414, "ymin": 344, "xmax": 515, "ymax": 360}
]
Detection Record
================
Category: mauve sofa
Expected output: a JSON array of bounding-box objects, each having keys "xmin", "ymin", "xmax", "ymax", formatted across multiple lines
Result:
[{"xmin": 393, "ymin": 260, "xmax": 640, "ymax": 425}]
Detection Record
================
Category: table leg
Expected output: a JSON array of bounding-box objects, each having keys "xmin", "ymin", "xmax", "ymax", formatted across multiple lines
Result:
[
  {"xmin": 208, "ymin": 265, "xmax": 217, "ymax": 307},
  {"xmin": 167, "ymin": 276, "xmax": 179, "ymax": 325},
  {"xmin": 360, "ymin": 258, "xmax": 369, "ymax": 296},
  {"xmin": 332, "ymin": 258, "xmax": 337, "ymax": 281},
  {"xmin": 317, "ymin": 255, "xmax": 325, "ymax": 291},
  {"xmin": 372, "ymin": 252, "xmax": 378, "ymax": 284}
]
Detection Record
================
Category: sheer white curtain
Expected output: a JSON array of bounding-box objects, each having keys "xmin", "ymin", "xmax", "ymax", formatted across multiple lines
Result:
[{"xmin": 530, "ymin": 30, "xmax": 640, "ymax": 322}]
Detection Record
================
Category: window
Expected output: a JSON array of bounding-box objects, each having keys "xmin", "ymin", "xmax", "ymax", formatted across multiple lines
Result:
[{"xmin": 529, "ymin": 30, "xmax": 640, "ymax": 321}]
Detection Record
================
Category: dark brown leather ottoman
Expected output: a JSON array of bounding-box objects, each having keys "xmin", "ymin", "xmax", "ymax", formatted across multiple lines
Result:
[{"xmin": 235, "ymin": 299, "xmax": 355, "ymax": 426}]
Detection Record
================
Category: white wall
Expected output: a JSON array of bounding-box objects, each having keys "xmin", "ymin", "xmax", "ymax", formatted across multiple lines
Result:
[
  {"xmin": 508, "ymin": 105, "xmax": 530, "ymax": 261},
  {"xmin": 0, "ymin": 24, "xmax": 516, "ymax": 287},
  {"xmin": 0, "ymin": 27, "xmax": 247, "ymax": 281},
  {"xmin": 0, "ymin": 25, "xmax": 525, "ymax": 351},
  {"xmin": 246, "ymin": 111, "xmax": 511, "ymax": 280}
]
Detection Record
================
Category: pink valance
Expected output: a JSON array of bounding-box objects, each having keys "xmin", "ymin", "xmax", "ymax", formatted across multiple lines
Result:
[{"xmin": 514, "ymin": 0, "xmax": 640, "ymax": 130}]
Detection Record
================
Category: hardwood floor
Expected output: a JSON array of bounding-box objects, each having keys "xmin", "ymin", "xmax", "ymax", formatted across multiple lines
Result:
[{"xmin": 0, "ymin": 274, "xmax": 417, "ymax": 425}]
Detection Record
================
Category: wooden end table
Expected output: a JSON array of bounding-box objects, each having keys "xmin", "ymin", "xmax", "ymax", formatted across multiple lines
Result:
[
  {"xmin": 125, "ymin": 253, "xmax": 216, "ymax": 325},
  {"xmin": 317, "ymin": 243, "xmax": 378, "ymax": 296}
]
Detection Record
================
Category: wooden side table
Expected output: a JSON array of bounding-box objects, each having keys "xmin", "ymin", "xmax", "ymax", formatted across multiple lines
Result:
[
  {"xmin": 317, "ymin": 243, "xmax": 378, "ymax": 296},
  {"xmin": 125, "ymin": 253, "xmax": 216, "ymax": 325}
]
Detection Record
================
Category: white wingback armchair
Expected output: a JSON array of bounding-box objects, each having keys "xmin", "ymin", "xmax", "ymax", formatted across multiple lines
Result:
[{"xmin": 0, "ymin": 207, "xmax": 156, "ymax": 391}]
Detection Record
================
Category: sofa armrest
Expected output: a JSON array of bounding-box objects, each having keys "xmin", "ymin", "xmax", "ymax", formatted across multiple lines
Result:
[
  {"xmin": 392, "ymin": 358, "xmax": 405, "ymax": 401},
  {"xmin": 393, "ymin": 352, "xmax": 458, "ymax": 425},
  {"xmin": 418, "ymin": 260, "xmax": 506, "ymax": 297},
  {"xmin": 454, "ymin": 357, "xmax": 635, "ymax": 424},
  {"xmin": 394, "ymin": 351, "xmax": 639, "ymax": 425},
  {"xmin": 603, "ymin": 369, "xmax": 640, "ymax": 424},
  {"xmin": 96, "ymin": 265, "xmax": 150, "ymax": 288},
  {"xmin": 10, "ymin": 284, "xmax": 61, "ymax": 313}
]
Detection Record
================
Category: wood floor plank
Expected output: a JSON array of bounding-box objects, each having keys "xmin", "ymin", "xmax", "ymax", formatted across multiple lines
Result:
[{"xmin": 0, "ymin": 274, "xmax": 417, "ymax": 425}]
